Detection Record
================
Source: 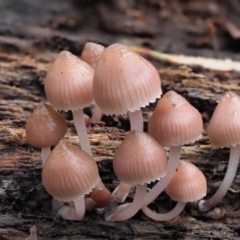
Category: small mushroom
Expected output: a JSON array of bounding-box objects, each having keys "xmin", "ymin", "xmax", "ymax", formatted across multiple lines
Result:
[
  {"xmin": 142, "ymin": 91, "xmax": 203, "ymax": 207},
  {"xmin": 105, "ymin": 131, "xmax": 167, "ymax": 221},
  {"xmin": 25, "ymin": 103, "xmax": 67, "ymax": 165},
  {"xmin": 81, "ymin": 42, "xmax": 105, "ymax": 69},
  {"xmin": 81, "ymin": 42, "xmax": 105, "ymax": 122},
  {"xmin": 93, "ymin": 43, "xmax": 162, "ymax": 201},
  {"xmin": 44, "ymin": 51, "xmax": 94, "ymax": 156},
  {"xmin": 142, "ymin": 160, "xmax": 207, "ymax": 221},
  {"xmin": 42, "ymin": 141, "xmax": 99, "ymax": 220},
  {"xmin": 93, "ymin": 43, "xmax": 162, "ymax": 131},
  {"xmin": 198, "ymin": 91, "xmax": 240, "ymax": 212}
]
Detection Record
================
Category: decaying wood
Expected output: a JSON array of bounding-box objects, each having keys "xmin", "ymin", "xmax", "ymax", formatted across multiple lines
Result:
[{"xmin": 1, "ymin": 0, "xmax": 240, "ymax": 239}]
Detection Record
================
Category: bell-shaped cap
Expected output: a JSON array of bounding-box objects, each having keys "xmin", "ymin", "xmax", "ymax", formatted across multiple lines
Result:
[
  {"xmin": 165, "ymin": 160, "xmax": 207, "ymax": 202},
  {"xmin": 113, "ymin": 130, "xmax": 167, "ymax": 185},
  {"xmin": 81, "ymin": 42, "xmax": 105, "ymax": 69},
  {"xmin": 208, "ymin": 91, "xmax": 240, "ymax": 148},
  {"xmin": 42, "ymin": 142, "xmax": 99, "ymax": 202},
  {"xmin": 93, "ymin": 43, "xmax": 162, "ymax": 115},
  {"xmin": 26, "ymin": 103, "xmax": 68, "ymax": 148},
  {"xmin": 44, "ymin": 51, "xmax": 94, "ymax": 111},
  {"xmin": 149, "ymin": 91, "xmax": 203, "ymax": 147}
]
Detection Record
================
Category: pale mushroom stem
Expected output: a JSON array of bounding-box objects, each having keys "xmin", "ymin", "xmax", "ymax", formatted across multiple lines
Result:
[
  {"xmin": 142, "ymin": 145, "xmax": 182, "ymax": 207},
  {"xmin": 64, "ymin": 109, "xmax": 106, "ymax": 211},
  {"xmin": 111, "ymin": 182, "xmax": 132, "ymax": 202},
  {"xmin": 112, "ymin": 109, "xmax": 143, "ymax": 202},
  {"xmin": 142, "ymin": 202, "xmax": 186, "ymax": 221},
  {"xmin": 198, "ymin": 145, "xmax": 240, "ymax": 212},
  {"xmin": 74, "ymin": 198, "xmax": 86, "ymax": 220},
  {"xmin": 128, "ymin": 109, "xmax": 144, "ymax": 131},
  {"xmin": 92, "ymin": 104, "xmax": 103, "ymax": 122},
  {"xmin": 105, "ymin": 183, "xmax": 146, "ymax": 222},
  {"xmin": 58, "ymin": 198, "xmax": 85, "ymax": 220},
  {"xmin": 72, "ymin": 108, "xmax": 92, "ymax": 156},
  {"xmin": 41, "ymin": 147, "xmax": 51, "ymax": 166}
]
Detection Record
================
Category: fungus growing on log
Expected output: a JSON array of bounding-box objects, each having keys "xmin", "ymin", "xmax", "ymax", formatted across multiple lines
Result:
[
  {"xmin": 142, "ymin": 91, "xmax": 203, "ymax": 208},
  {"xmin": 198, "ymin": 91, "xmax": 240, "ymax": 212}
]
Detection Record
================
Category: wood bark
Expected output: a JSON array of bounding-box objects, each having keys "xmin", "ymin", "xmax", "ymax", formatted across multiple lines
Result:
[{"xmin": 1, "ymin": 0, "xmax": 240, "ymax": 239}]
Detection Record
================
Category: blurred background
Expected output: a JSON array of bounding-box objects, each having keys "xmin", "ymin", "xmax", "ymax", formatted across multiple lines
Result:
[{"xmin": 1, "ymin": 0, "xmax": 240, "ymax": 60}]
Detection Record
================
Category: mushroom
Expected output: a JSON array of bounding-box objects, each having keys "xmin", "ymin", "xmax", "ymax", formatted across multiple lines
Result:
[
  {"xmin": 105, "ymin": 130, "xmax": 167, "ymax": 221},
  {"xmin": 44, "ymin": 50, "xmax": 94, "ymax": 156},
  {"xmin": 25, "ymin": 103, "xmax": 68, "ymax": 165},
  {"xmin": 142, "ymin": 91, "xmax": 203, "ymax": 207},
  {"xmin": 93, "ymin": 43, "xmax": 162, "ymax": 132},
  {"xmin": 81, "ymin": 42, "xmax": 105, "ymax": 122},
  {"xmin": 87, "ymin": 185, "xmax": 112, "ymax": 208},
  {"xmin": 42, "ymin": 141, "xmax": 99, "ymax": 220},
  {"xmin": 93, "ymin": 43, "xmax": 162, "ymax": 201},
  {"xmin": 198, "ymin": 91, "xmax": 240, "ymax": 212},
  {"xmin": 142, "ymin": 160, "xmax": 207, "ymax": 221},
  {"xmin": 81, "ymin": 42, "xmax": 105, "ymax": 69}
]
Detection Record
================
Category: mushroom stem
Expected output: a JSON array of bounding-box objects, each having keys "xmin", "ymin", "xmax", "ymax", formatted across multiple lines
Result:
[
  {"xmin": 105, "ymin": 183, "xmax": 146, "ymax": 221},
  {"xmin": 74, "ymin": 198, "xmax": 86, "ymax": 220},
  {"xmin": 58, "ymin": 198, "xmax": 85, "ymax": 220},
  {"xmin": 198, "ymin": 145, "xmax": 240, "ymax": 212},
  {"xmin": 111, "ymin": 182, "xmax": 132, "ymax": 202},
  {"xmin": 112, "ymin": 110, "xmax": 143, "ymax": 202},
  {"xmin": 41, "ymin": 147, "xmax": 51, "ymax": 166},
  {"xmin": 142, "ymin": 201, "xmax": 186, "ymax": 221},
  {"xmin": 72, "ymin": 108, "xmax": 92, "ymax": 156},
  {"xmin": 142, "ymin": 145, "xmax": 182, "ymax": 207},
  {"xmin": 128, "ymin": 109, "xmax": 143, "ymax": 131},
  {"xmin": 92, "ymin": 104, "xmax": 102, "ymax": 122}
]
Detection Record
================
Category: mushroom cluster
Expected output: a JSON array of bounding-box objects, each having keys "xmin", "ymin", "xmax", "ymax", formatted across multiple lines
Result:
[{"xmin": 25, "ymin": 42, "xmax": 240, "ymax": 223}]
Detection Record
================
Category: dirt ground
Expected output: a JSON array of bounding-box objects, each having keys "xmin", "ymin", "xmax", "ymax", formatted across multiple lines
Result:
[{"xmin": 1, "ymin": 0, "xmax": 240, "ymax": 239}]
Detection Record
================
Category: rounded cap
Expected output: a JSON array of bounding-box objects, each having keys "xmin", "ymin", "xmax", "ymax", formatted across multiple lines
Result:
[
  {"xmin": 26, "ymin": 103, "xmax": 68, "ymax": 148},
  {"xmin": 88, "ymin": 184, "xmax": 112, "ymax": 208},
  {"xmin": 93, "ymin": 43, "xmax": 162, "ymax": 115},
  {"xmin": 148, "ymin": 91, "xmax": 203, "ymax": 147},
  {"xmin": 81, "ymin": 42, "xmax": 105, "ymax": 69},
  {"xmin": 165, "ymin": 160, "xmax": 207, "ymax": 202},
  {"xmin": 42, "ymin": 142, "xmax": 99, "ymax": 202},
  {"xmin": 113, "ymin": 130, "xmax": 167, "ymax": 185},
  {"xmin": 208, "ymin": 91, "xmax": 240, "ymax": 148},
  {"xmin": 44, "ymin": 51, "xmax": 94, "ymax": 111}
]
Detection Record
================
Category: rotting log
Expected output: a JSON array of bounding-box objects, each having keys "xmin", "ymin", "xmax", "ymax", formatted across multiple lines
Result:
[
  {"xmin": 1, "ymin": 50, "xmax": 240, "ymax": 240},
  {"xmin": 1, "ymin": 0, "xmax": 240, "ymax": 239}
]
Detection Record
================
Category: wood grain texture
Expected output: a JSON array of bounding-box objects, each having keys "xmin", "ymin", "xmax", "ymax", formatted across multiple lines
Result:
[{"xmin": 1, "ymin": 0, "xmax": 240, "ymax": 239}]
